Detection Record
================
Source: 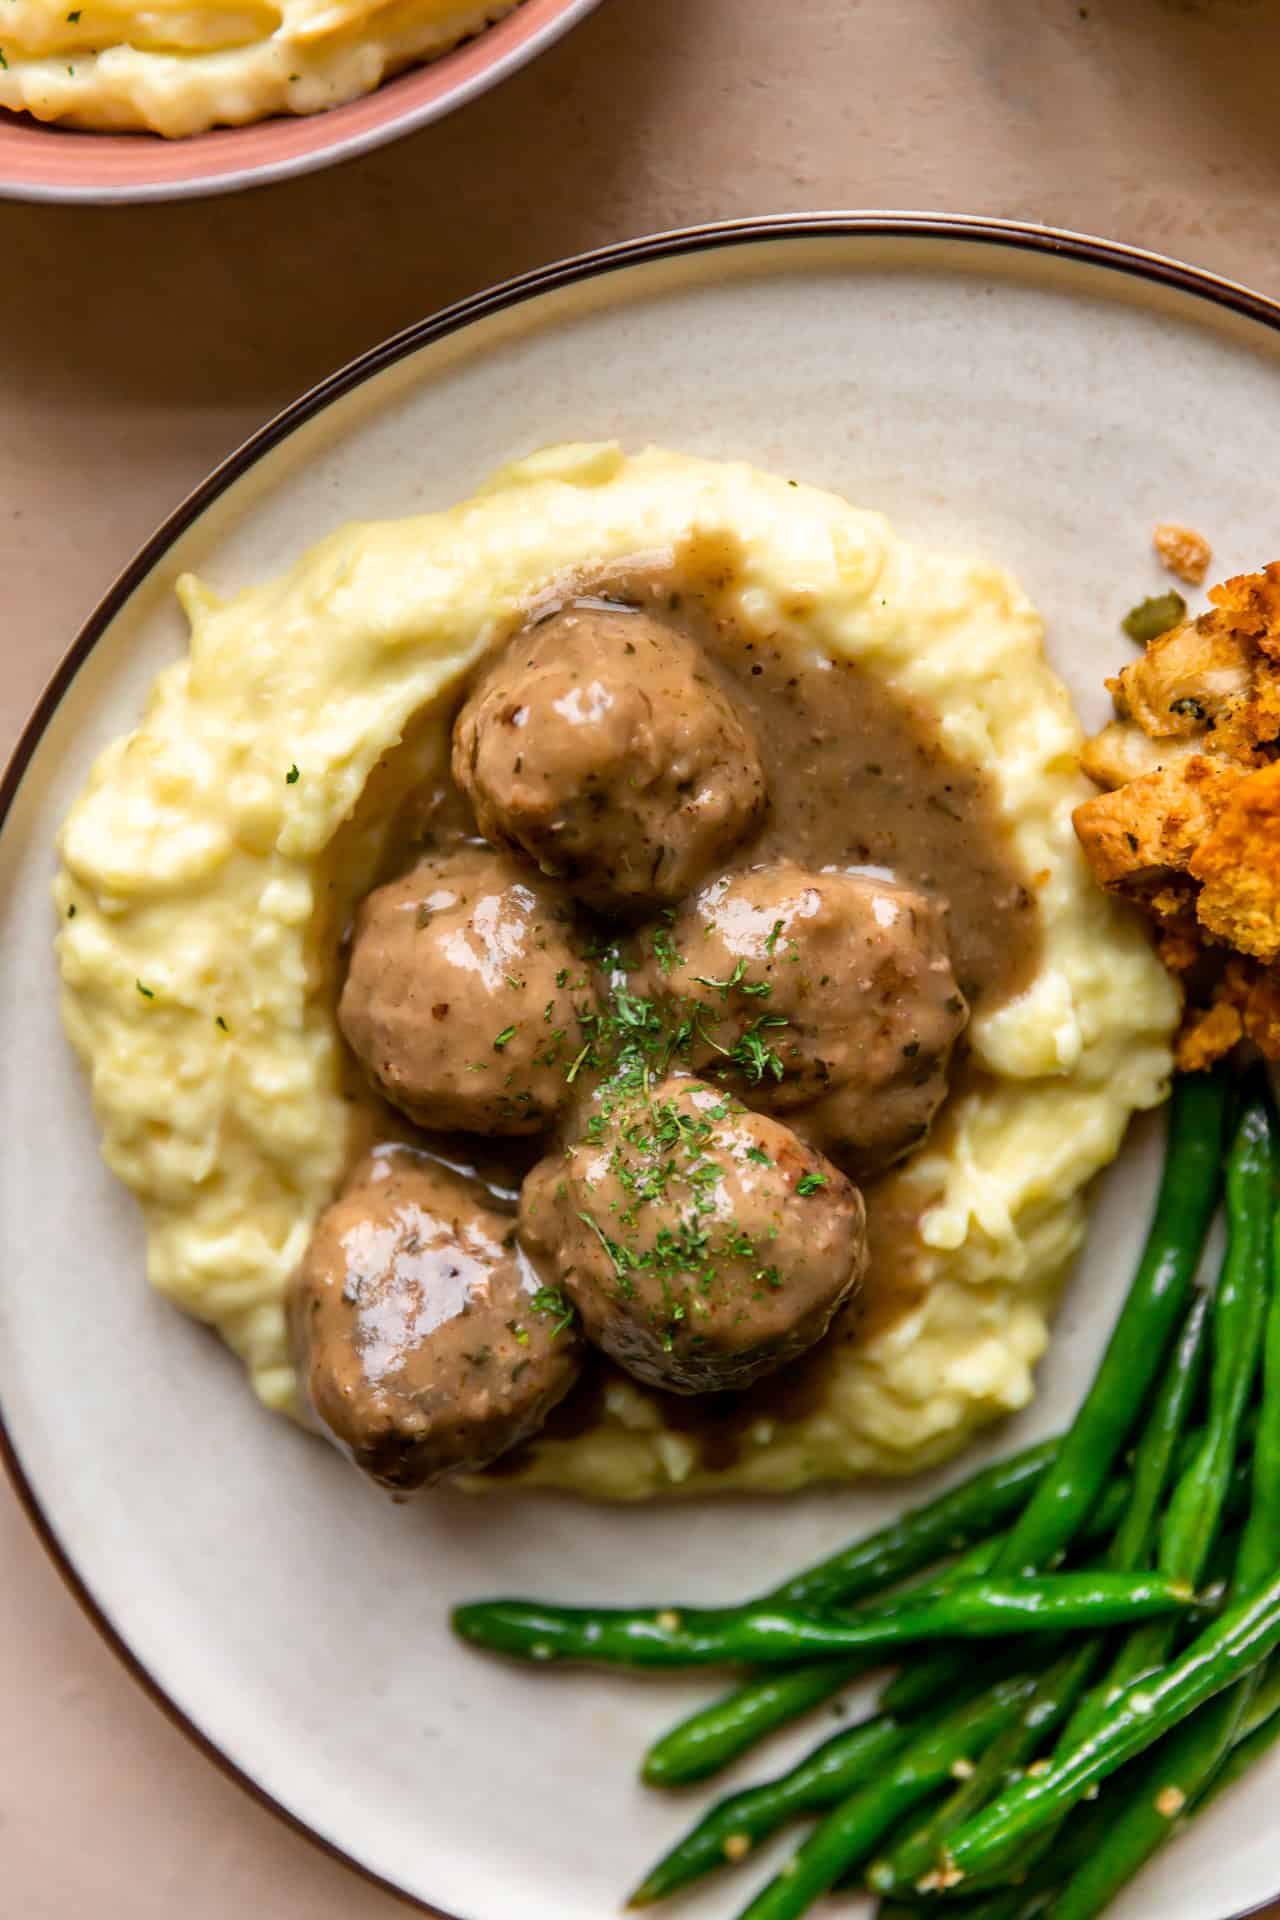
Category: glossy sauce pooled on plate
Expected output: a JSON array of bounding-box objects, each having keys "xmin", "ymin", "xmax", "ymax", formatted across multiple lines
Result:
[{"xmin": 300, "ymin": 552, "xmax": 1041, "ymax": 1490}]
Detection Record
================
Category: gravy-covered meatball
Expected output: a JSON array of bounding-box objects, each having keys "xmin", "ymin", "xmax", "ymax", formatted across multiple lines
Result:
[
  {"xmin": 520, "ymin": 1076, "xmax": 865, "ymax": 1394},
  {"xmin": 452, "ymin": 603, "xmax": 767, "ymax": 914},
  {"xmin": 292, "ymin": 1147, "xmax": 582, "ymax": 1491},
  {"xmin": 339, "ymin": 847, "xmax": 597, "ymax": 1135},
  {"xmin": 647, "ymin": 860, "xmax": 968, "ymax": 1178}
]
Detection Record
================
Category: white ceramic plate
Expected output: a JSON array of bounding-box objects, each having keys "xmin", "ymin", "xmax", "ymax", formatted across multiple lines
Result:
[{"xmin": 4, "ymin": 216, "xmax": 1280, "ymax": 1920}]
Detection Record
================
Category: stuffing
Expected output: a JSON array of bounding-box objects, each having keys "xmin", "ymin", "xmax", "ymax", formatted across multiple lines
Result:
[
  {"xmin": 1074, "ymin": 563, "xmax": 1280, "ymax": 1064},
  {"xmin": 1154, "ymin": 523, "xmax": 1213, "ymax": 588}
]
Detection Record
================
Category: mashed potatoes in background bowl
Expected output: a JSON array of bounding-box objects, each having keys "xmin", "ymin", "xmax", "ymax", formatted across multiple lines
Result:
[
  {"xmin": 0, "ymin": 0, "xmax": 600, "ymax": 201},
  {"xmin": 54, "ymin": 442, "xmax": 1179, "ymax": 1497}
]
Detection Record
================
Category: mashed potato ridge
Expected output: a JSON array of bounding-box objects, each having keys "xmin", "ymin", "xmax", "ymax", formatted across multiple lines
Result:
[{"xmin": 55, "ymin": 443, "xmax": 1178, "ymax": 1493}]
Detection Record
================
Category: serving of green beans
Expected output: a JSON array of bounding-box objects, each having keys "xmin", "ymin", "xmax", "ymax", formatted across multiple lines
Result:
[{"xmin": 448, "ymin": 1069, "xmax": 1280, "ymax": 1920}]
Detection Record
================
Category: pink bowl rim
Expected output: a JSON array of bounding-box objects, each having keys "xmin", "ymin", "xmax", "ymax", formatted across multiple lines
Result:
[
  {"xmin": 0, "ymin": 0, "xmax": 603, "ymax": 204},
  {"xmin": 4, "ymin": 213, "xmax": 1280, "ymax": 1919}
]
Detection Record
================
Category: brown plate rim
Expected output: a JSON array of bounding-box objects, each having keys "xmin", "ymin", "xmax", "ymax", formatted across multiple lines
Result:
[{"xmin": 3, "ymin": 212, "xmax": 1280, "ymax": 1920}]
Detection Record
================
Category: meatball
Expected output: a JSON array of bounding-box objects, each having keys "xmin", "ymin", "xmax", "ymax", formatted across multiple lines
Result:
[
  {"xmin": 292, "ymin": 1147, "xmax": 583, "ymax": 1491},
  {"xmin": 519, "ymin": 1075, "xmax": 866, "ymax": 1394},
  {"xmin": 645, "ymin": 860, "xmax": 968, "ymax": 1178},
  {"xmin": 338, "ymin": 847, "xmax": 597, "ymax": 1135},
  {"xmin": 452, "ymin": 602, "xmax": 767, "ymax": 914}
]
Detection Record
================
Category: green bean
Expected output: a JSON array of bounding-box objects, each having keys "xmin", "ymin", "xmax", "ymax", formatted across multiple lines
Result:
[
  {"xmin": 870, "ymin": 1285, "xmax": 1215, "ymax": 1898},
  {"xmin": 642, "ymin": 1537, "xmax": 1003, "ymax": 1788},
  {"xmin": 451, "ymin": 1572, "xmax": 1194, "ymax": 1670},
  {"xmin": 644, "ymin": 1659, "xmax": 882, "ymax": 1788},
  {"xmin": 994, "ymin": 1071, "xmax": 1228, "ymax": 1578},
  {"xmin": 937, "ymin": 1562, "xmax": 1280, "ymax": 1885},
  {"xmin": 1235, "ymin": 1206, "xmax": 1280, "ymax": 1594},
  {"xmin": 730, "ymin": 1678, "xmax": 1040, "ymax": 1920}
]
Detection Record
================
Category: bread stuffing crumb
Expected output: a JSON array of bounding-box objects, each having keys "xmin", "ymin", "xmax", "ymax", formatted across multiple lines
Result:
[{"xmin": 1154, "ymin": 522, "xmax": 1212, "ymax": 587}]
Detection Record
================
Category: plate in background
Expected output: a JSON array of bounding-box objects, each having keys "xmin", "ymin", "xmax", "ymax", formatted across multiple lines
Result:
[
  {"xmin": 0, "ymin": 0, "xmax": 601, "ymax": 203},
  {"xmin": 3, "ymin": 216, "xmax": 1280, "ymax": 1919}
]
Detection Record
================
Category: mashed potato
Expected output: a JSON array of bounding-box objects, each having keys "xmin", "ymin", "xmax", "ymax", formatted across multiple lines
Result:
[
  {"xmin": 55, "ymin": 444, "xmax": 1178, "ymax": 1493},
  {"xmin": 0, "ymin": 0, "xmax": 520, "ymax": 137}
]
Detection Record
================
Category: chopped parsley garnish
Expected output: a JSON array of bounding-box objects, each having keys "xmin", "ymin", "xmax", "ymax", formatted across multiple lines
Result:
[
  {"xmin": 764, "ymin": 918, "xmax": 785, "ymax": 955},
  {"xmin": 745, "ymin": 1145, "xmax": 772, "ymax": 1166},
  {"xmin": 67, "ymin": 9, "xmax": 81, "ymax": 19},
  {"xmin": 796, "ymin": 1171, "xmax": 827, "ymax": 1195},
  {"xmin": 692, "ymin": 957, "xmax": 771, "ymax": 1000},
  {"xmin": 530, "ymin": 1286, "xmax": 575, "ymax": 1337},
  {"xmin": 651, "ymin": 922, "xmax": 683, "ymax": 974},
  {"xmin": 66, "ymin": 903, "xmax": 76, "ymax": 918},
  {"xmin": 285, "ymin": 764, "xmax": 300, "ymax": 785},
  {"xmin": 136, "ymin": 980, "xmax": 155, "ymax": 999},
  {"xmin": 0, "ymin": 51, "xmax": 8, "ymax": 69},
  {"xmin": 505, "ymin": 974, "xmax": 523, "ymax": 990},
  {"xmin": 215, "ymin": 1014, "xmax": 229, "ymax": 1032},
  {"xmin": 727, "ymin": 1014, "xmax": 788, "ymax": 1086},
  {"xmin": 555, "ymin": 967, "xmax": 569, "ymax": 988},
  {"xmin": 493, "ymin": 1025, "xmax": 517, "ymax": 1051}
]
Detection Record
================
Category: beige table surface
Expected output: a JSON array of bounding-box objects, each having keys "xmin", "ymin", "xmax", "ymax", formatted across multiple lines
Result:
[{"xmin": 5, "ymin": 1, "xmax": 1280, "ymax": 1914}]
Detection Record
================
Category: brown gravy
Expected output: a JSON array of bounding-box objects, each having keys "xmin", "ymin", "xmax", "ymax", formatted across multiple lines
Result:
[{"xmin": 329, "ymin": 550, "xmax": 1042, "ymax": 1475}]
